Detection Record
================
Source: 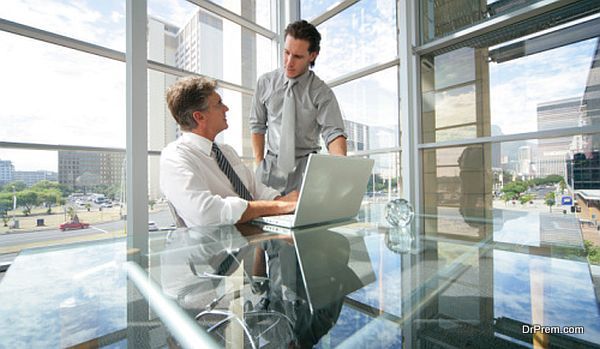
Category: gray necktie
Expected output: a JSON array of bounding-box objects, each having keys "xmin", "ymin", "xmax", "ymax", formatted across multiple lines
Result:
[
  {"xmin": 278, "ymin": 80, "xmax": 297, "ymax": 173},
  {"xmin": 212, "ymin": 143, "xmax": 253, "ymax": 201}
]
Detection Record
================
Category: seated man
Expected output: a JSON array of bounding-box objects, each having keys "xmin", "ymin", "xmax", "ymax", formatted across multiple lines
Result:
[{"xmin": 160, "ymin": 76, "xmax": 297, "ymax": 227}]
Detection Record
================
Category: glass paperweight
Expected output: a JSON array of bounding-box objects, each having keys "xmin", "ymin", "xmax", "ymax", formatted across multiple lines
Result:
[
  {"xmin": 385, "ymin": 198, "xmax": 414, "ymax": 227},
  {"xmin": 385, "ymin": 226, "xmax": 413, "ymax": 254}
]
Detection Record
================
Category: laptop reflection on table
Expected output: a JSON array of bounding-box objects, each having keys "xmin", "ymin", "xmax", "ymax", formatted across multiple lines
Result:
[
  {"xmin": 278, "ymin": 221, "xmax": 377, "ymax": 313},
  {"xmin": 253, "ymin": 154, "xmax": 374, "ymax": 229}
]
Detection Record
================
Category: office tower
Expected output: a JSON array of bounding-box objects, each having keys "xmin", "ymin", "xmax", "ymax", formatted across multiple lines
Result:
[
  {"xmin": 536, "ymin": 97, "xmax": 581, "ymax": 178},
  {"xmin": 58, "ymin": 151, "xmax": 125, "ymax": 191},
  {"xmin": 148, "ymin": 16, "xmax": 179, "ymax": 200},
  {"xmin": 0, "ymin": 159, "xmax": 14, "ymax": 186}
]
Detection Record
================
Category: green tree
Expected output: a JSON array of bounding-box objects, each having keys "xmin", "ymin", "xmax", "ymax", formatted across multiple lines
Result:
[
  {"xmin": 519, "ymin": 194, "xmax": 534, "ymax": 205},
  {"xmin": 544, "ymin": 192, "xmax": 556, "ymax": 212},
  {"xmin": 66, "ymin": 206, "xmax": 76, "ymax": 220},
  {"xmin": 2, "ymin": 180, "xmax": 26, "ymax": 192},
  {"xmin": 84, "ymin": 203, "xmax": 91, "ymax": 212},
  {"xmin": 16, "ymin": 190, "xmax": 38, "ymax": 216},
  {"xmin": 148, "ymin": 199, "xmax": 156, "ymax": 210},
  {"xmin": 559, "ymin": 179, "xmax": 566, "ymax": 193},
  {"xmin": 501, "ymin": 181, "xmax": 528, "ymax": 200}
]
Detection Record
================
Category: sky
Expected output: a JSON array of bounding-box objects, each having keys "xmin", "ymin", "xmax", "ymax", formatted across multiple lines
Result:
[{"xmin": 0, "ymin": 0, "xmax": 598, "ymax": 173}]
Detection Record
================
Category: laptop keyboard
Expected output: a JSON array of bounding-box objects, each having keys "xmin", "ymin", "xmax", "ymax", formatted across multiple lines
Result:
[{"xmin": 265, "ymin": 214, "xmax": 294, "ymax": 222}]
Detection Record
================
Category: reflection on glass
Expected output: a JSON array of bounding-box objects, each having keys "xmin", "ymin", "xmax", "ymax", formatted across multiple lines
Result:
[
  {"xmin": 314, "ymin": 0, "xmax": 397, "ymax": 81},
  {"xmin": 0, "ymin": 0, "xmax": 125, "ymax": 51},
  {"xmin": 0, "ymin": 32, "xmax": 125, "ymax": 148},
  {"xmin": 333, "ymin": 67, "xmax": 399, "ymax": 151},
  {"xmin": 148, "ymin": 1, "xmax": 275, "ymax": 88},
  {"xmin": 201, "ymin": 0, "xmax": 273, "ymax": 30},
  {"xmin": 362, "ymin": 152, "xmax": 401, "ymax": 205},
  {"xmin": 421, "ymin": 17, "xmax": 600, "ymax": 143},
  {"xmin": 420, "ymin": 0, "xmax": 545, "ymax": 44}
]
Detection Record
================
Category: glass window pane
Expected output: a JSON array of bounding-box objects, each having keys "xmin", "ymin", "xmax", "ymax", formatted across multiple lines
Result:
[
  {"xmin": 0, "ymin": 0, "xmax": 125, "ymax": 51},
  {"xmin": 333, "ymin": 67, "xmax": 399, "ymax": 151},
  {"xmin": 203, "ymin": 0, "xmax": 274, "ymax": 30},
  {"xmin": 301, "ymin": 0, "xmax": 344, "ymax": 21},
  {"xmin": 314, "ymin": 0, "xmax": 397, "ymax": 82},
  {"xmin": 363, "ymin": 151, "xmax": 402, "ymax": 204},
  {"xmin": 421, "ymin": 134, "xmax": 600, "ymax": 244},
  {"xmin": 147, "ymin": 3, "xmax": 276, "ymax": 89},
  {"xmin": 421, "ymin": 16, "xmax": 600, "ymax": 143},
  {"xmin": 0, "ymin": 32, "xmax": 125, "ymax": 148},
  {"xmin": 0, "ymin": 148, "xmax": 126, "ymax": 258}
]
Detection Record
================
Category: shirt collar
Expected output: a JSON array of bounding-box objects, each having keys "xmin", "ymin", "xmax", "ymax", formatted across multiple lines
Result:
[
  {"xmin": 283, "ymin": 68, "xmax": 312, "ymax": 89},
  {"xmin": 181, "ymin": 132, "xmax": 213, "ymax": 156}
]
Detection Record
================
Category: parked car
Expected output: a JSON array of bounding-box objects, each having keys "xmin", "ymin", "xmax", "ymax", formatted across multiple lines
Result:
[
  {"xmin": 59, "ymin": 221, "xmax": 90, "ymax": 231},
  {"xmin": 148, "ymin": 221, "xmax": 159, "ymax": 231},
  {"xmin": 100, "ymin": 202, "xmax": 113, "ymax": 208}
]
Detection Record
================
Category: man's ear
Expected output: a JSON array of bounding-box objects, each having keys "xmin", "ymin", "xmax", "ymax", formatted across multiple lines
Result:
[
  {"xmin": 192, "ymin": 110, "xmax": 204, "ymax": 123},
  {"xmin": 309, "ymin": 51, "xmax": 318, "ymax": 64}
]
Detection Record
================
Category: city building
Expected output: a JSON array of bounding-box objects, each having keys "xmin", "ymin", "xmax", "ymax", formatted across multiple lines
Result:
[
  {"xmin": 58, "ymin": 151, "xmax": 125, "ymax": 191},
  {"xmin": 536, "ymin": 97, "xmax": 582, "ymax": 178},
  {"xmin": 13, "ymin": 171, "xmax": 57, "ymax": 187},
  {"xmin": 0, "ymin": 159, "xmax": 14, "ymax": 186}
]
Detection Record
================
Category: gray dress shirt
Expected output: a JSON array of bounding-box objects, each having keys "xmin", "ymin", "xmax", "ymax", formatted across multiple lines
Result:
[
  {"xmin": 250, "ymin": 68, "xmax": 347, "ymax": 158},
  {"xmin": 250, "ymin": 68, "xmax": 347, "ymax": 193}
]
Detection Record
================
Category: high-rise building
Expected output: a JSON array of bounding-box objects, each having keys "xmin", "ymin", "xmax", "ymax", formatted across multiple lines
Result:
[
  {"xmin": 536, "ymin": 97, "xmax": 581, "ymax": 178},
  {"xmin": 58, "ymin": 151, "xmax": 125, "ymax": 190},
  {"xmin": 344, "ymin": 120, "xmax": 369, "ymax": 152},
  {"xmin": 0, "ymin": 159, "xmax": 14, "ymax": 185},
  {"xmin": 148, "ymin": 16, "xmax": 179, "ymax": 200},
  {"xmin": 581, "ymin": 40, "xmax": 600, "ymax": 152},
  {"xmin": 517, "ymin": 145, "xmax": 533, "ymax": 177}
]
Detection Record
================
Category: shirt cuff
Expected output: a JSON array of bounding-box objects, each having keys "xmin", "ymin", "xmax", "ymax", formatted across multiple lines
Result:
[
  {"xmin": 250, "ymin": 125, "xmax": 267, "ymax": 134},
  {"xmin": 324, "ymin": 131, "xmax": 348, "ymax": 146},
  {"xmin": 222, "ymin": 197, "xmax": 249, "ymax": 224}
]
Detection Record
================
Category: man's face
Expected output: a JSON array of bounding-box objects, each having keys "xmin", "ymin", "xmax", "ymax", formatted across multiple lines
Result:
[
  {"xmin": 283, "ymin": 35, "xmax": 317, "ymax": 78},
  {"xmin": 199, "ymin": 91, "xmax": 229, "ymax": 135}
]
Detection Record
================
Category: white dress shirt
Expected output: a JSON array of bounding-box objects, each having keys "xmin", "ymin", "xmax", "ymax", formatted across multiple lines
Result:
[{"xmin": 160, "ymin": 132, "xmax": 280, "ymax": 227}]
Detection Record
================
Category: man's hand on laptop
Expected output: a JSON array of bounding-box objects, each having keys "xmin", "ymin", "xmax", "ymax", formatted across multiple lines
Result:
[
  {"xmin": 275, "ymin": 190, "xmax": 299, "ymax": 202},
  {"xmin": 237, "ymin": 197, "xmax": 297, "ymax": 223}
]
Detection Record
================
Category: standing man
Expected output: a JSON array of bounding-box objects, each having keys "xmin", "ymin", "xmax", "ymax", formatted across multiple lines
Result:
[
  {"xmin": 250, "ymin": 20, "xmax": 347, "ymax": 194},
  {"xmin": 160, "ymin": 76, "xmax": 297, "ymax": 227}
]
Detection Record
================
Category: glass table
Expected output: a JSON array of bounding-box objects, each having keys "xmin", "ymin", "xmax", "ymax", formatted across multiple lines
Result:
[{"xmin": 1, "ymin": 204, "xmax": 599, "ymax": 348}]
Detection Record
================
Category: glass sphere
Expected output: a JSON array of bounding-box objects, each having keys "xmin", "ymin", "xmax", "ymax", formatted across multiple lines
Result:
[{"xmin": 385, "ymin": 198, "xmax": 414, "ymax": 227}]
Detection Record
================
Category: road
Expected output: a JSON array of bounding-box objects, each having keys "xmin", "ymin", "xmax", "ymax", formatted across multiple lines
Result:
[{"xmin": 0, "ymin": 209, "xmax": 174, "ymax": 255}]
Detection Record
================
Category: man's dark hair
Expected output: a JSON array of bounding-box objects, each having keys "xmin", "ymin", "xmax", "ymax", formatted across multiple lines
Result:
[
  {"xmin": 284, "ymin": 20, "xmax": 321, "ymax": 67},
  {"xmin": 165, "ymin": 76, "xmax": 216, "ymax": 131}
]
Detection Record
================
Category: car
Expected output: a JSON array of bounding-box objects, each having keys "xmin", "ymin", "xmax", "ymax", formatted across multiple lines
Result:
[
  {"xmin": 100, "ymin": 202, "xmax": 113, "ymax": 208},
  {"xmin": 59, "ymin": 221, "xmax": 90, "ymax": 231},
  {"xmin": 148, "ymin": 221, "xmax": 159, "ymax": 231}
]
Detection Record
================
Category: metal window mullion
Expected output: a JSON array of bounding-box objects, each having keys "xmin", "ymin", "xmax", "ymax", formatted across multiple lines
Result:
[
  {"xmin": 309, "ymin": 0, "xmax": 360, "ymax": 26},
  {"xmin": 348, "ymin": 147, "xmax": 402, "ymax": 157},
  {"xmin": 148, "ymin": 60, "xmax": 254, "ymax": 95},
  {"xmin": 415, "ymin": 0, "xmax": 581, "ymax": 55},
  {"xmin": 186, "ymin": 0, "xmax": 277, "ymax": 40},
  {"xmin": 417, "ymin": 124, "xmax": 600, "ymax": 150},
  {"xmin": 398, "ymin": 0, "xmax": 421, "ymax": 210},
  {"xmin": 0, "ymin": 17, "xmax": 124, "ymax": 61},
  {"xmin": 1, "ymin": 18, "xmax": 257, "ymax": 95},
  {"xmin": 126, "ymin": 0, "xmax": 148, "ymax": 262},
  {"xmin": 325, "ymin": 58, "xmax": 400, "ymax": 88}
]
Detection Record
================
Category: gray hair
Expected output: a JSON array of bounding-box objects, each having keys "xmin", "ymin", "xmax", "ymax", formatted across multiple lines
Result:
[{"xmin": 166, "ymin": 76, "xmax": 217, "ymax": 131}]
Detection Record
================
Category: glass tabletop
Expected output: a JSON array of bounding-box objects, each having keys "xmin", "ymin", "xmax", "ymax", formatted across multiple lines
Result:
[{"xmin": 0, "ymin": 204, "xmax": 599, "ymax": 348}]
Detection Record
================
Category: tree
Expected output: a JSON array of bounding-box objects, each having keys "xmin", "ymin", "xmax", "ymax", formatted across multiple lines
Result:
[
  {"xmin": 67, "ymin": 206, "xmax": 76, "ymax": 220},
  {"xmin": 559, "ymin": 179, "xmax": 566, "ymax": 193},
  {"xmin": 16, "ymin": 190, "xmax": 38, "ymax": 216},
  {"xmin": 501, "ymin": 181, "xmax": 528, "ymax": 200},
  {"xmin": 148, "ymin": 199, "xmax": 156, "ymax": 210},
  {"xmin": 84, "ymin": 203, "xmax": 91, "ymax": 212},
  {"xmin": 545, "ymin": 192, "xmax": 556, "ymax": 212},
  {"xmin": 2, "ymin": 180, "xmax": 26, "ymax": 192},
  {"xmin": 519, "ymin": 194, "xmax": 534, "ymax": 205}
]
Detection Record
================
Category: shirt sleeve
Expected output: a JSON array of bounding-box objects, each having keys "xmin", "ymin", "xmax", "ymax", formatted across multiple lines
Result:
[
  {"xmin": 249, "ymin": 75, "xmax": 268, "ymax": 134},
  {"xmin": 160, "ymin": 149, "xmax": 248, "ymax": 227},
  {"xmin": 315, "ymin": 86, "xmax": 348, "ymax": 146}
]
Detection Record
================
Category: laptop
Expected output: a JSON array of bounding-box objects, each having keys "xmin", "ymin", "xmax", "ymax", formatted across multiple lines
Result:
[{"xmin": 254, "ymin": 154, "xmax": 374, "ymax": 228}]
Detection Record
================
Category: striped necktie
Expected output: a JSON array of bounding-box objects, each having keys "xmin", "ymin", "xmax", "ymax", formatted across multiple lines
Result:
[{"xmin": 212, "ymin": 143, "xmax": 253, "ymax": 201}]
